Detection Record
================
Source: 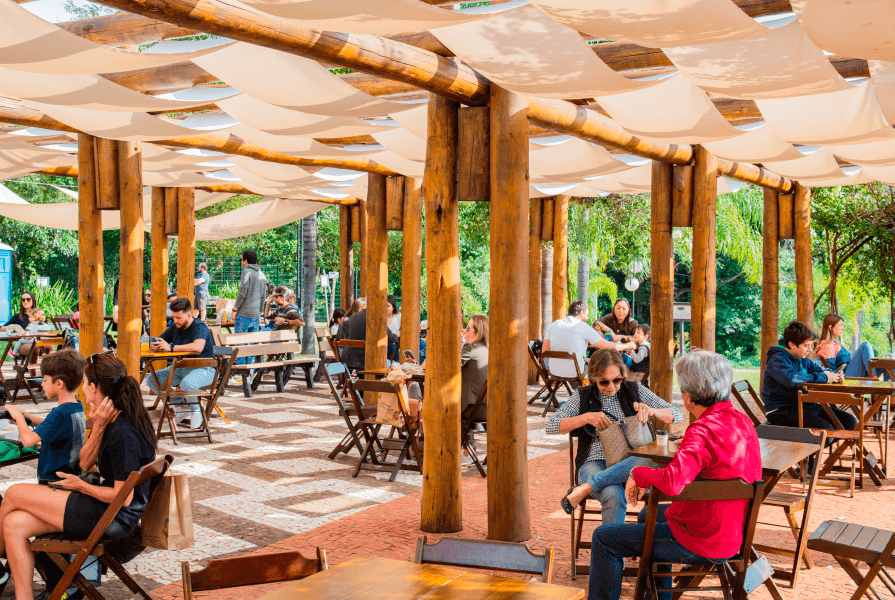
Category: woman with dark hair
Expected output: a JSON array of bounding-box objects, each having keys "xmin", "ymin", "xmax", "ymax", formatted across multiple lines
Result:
[
  {"xmin": 4, "ymin": 291, "xmax": 36, "ymax": 330},
  {"xmin": 329, "ymin": 308, "xmax": 346, "ymax": 336},
  {"xmin": 386, "ymin": 295, "xmax": 401, "ymax": 334},
  {"xmin": 595, "ymin": 299, "xmax": 638, "ymax": 341},
  {"xmin": 0, "ymin": 353, "xmax": 157, "ymax": 600},
  {"xmin": 815, "ymin": 313, "xmax": 884, "ymax": 378},
  {"xmin": 337, "ymin": 297, "xmax": 366, "ymax": 340}
]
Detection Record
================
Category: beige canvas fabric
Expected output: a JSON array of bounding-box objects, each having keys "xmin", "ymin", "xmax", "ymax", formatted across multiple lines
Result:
[
  {"xmin": 217, "ymin": 96, "xmax": 387, "ymax": 138},
  {"xmin": 193, "ymin": 197, "xmax": 322, "ymax": 240},
  {"xmin": 831, "ymin": 139, "xmax": 895, "ymax": 167},
  {"xmin": 371, "ymin": 128, "xmax": 427, "ymax": 161},
  {"xmin": 792, "ymin": 0, "xmax": 895, "ymax": 62},
  {"xmin": 764, "ymin": 148, "xmax": 846, "ymax": 181},
  {"xmin": 869, "ymin": 61, "xmax": 895, "ymax": 124},
  {"xmin": 703, "ymin": 123, "xmax": 804, "ymax": 163}
]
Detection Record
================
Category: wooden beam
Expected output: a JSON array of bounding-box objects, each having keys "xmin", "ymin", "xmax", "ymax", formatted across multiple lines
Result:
[
  {"xmin": 176, "ymin": 187, "xmax": 196, "ymax": 300},
  {"xmin": 488, "ymin": 85, "xmax": 531, "ymax": 543},
  {"xmin": 778, "ymin": 193, "xmax": 794, "ymax": 239},
  {"xmin": 671, "ymin": 164, "xmax": 693, "ymax": 228},
  {"xmin": 761, "ymin": 188, "xmax": 779, "ymax": 388},
  {"xmin": 457, "ymin": 106, "xmax": 490, "ymax": 202},
  {"xmin": 385, "ymin": 176, "xmax": 405, "ymax": 231},
  {"xmin": 150, "ymin": 187, "xmax": 169, "ymax": 336},
  {"xmin": 164, "ymin": 187, "xmax": 179, "ymax": 236},
  {"xmin": 59, "ymin": 12, "xmax": 198, "ymax": 46},
  {"xmin": 689, "ymin": 146, "xmax": 718, "ymax": 353},
  {"xmin": 339, "ymin": 205, "xmax": 355, "ymax": 309},
  {"xmin": 421, "ymin": 93, "xmax": 463, "ymax": 534},
  {"xmin": 95, "ymin": 137, "xmax": 120, "ymax": 210},
  {"xmin": 552, "ymin": 195, "xmax": 569, "ymax": 322},
  {"xmin": 77, "ymin": 134, "xmax": 105, "ymax": 358},
  {"xmin": 717, "ymin": 159, "xmax": 793, "ymax": 193},
  {"xmin": 363, "ymin": 174, "xmax": 389, "ymax": 397},
  {"xmin": 118, "ymin": 140, "xmax": 144, "ymax": 377},
  {"xmin": 528, "ymin": 197, "xmax": 542, "ymax": 385},
  {"xmin": 793, "ymin": 182, "xmax": 814, "ymax": 331},
  {"xmin": 400, "ymin": 177, "xmax": 422, "ymax": 363},
  {"xmin": 650, "ymin": 160, "xmax": 674, "ymax": 401}
]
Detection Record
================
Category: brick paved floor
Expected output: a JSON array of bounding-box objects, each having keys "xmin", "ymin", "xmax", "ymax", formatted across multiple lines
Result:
[{"xmin": 1, "ymin": 373, "xmax": 891, "ymax": 600}]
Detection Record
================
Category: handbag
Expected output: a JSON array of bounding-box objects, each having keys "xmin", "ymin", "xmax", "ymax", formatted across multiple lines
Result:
[{"xmin": 597, "ymin": 414, "xmax": 656, "ymax": 467}]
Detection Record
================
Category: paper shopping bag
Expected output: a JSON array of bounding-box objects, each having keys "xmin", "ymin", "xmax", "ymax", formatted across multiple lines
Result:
[
  {"xmin": 375, "ymin": 381, "xmax": 409, "ymax": 427},
  {"xmin": 141, "ymin": 473, "xmax": 194, "ymax": 550}
]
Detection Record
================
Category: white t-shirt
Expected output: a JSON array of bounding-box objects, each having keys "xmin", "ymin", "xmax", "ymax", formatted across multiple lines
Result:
[
  {"xmin": 545, "ymin": 316, "xmax": 602, "ymax": 378},
  {"xmin": 388, "ymin": 312, "xmax": 401, "ymax": 334}
]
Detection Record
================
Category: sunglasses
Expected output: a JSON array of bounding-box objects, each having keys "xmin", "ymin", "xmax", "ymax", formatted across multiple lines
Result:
[
  {"xmin": 596, "ymin": 377, "xmax": 625, "ymax": 387},
  {"xmin": 87, "ymin": 350, "xmax": 115, "ymax": 386},
  {"xmin": 21, "ymin": 297, "xmax": 32, "ymax": 302}
]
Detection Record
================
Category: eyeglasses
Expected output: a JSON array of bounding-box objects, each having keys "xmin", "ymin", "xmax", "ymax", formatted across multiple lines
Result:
[
  {"xmin": 596, "ymin": 377, "xmax": 625, "ymax": 387},
  {"xmin": 21, "ymin": 297, "xmax": 32, "ymax": 302}
]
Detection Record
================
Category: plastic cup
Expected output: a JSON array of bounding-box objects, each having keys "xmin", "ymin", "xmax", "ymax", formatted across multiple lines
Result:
[{"xmin": 656, "ymin": 430, "xmax": 669, "ymax": 446}]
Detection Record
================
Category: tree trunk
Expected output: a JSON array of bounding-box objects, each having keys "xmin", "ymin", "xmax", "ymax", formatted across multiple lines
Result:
[
  {"xmin": 577, "ymin": 256, "xmax": 589, "ymax": 305},
  {"xmin": 301, "ymin": 213, "xmax": 317, "ymax": 355},
  {"xmin": 541, "ymin": 245, "xmax": 553, "ymax": 336}
]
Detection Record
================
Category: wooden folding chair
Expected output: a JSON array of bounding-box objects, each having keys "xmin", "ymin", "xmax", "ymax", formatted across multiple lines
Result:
[
  {"xmin": 314, "ymin": 326, "xmax": 337, "ymax": 380},
  {"xmin": 800, "ymin": 390, "xmax": 868, "ymax": 495},
  {"xmin": 730, "ymin": 380, "xmax": 769, "ymax": 427},
  {"xmin": 808, "ymin": 520, "xmax": 895, "ymax": 600},
  {"xmin": 414, "ymin": 535, "xmax": 554, "ymax": 583},
  {"xmin": 32, "ymin": 456, "xmax": 172, "ymax": 600},
  {"xmin": 461, "ymin": 381, "xmax": 487, "ymax": 478},
  {"xmin": 11, "ymin": 336, "xmax": 65, "ymax": 404},
  {"xmin": 152, "ymin": 356, "xmax": 231, "ymax": 444},
  {"xmin": 322, "ymin": 362, "xmax": 376, "ymax": 459},
  {"xmin": 182, "ymin": 547, "xmax": 327, "ymax": 600},
  {"xmin": 634, "ymin": 478, "xmax": 765, "ymax": 600},
  {"xmin": 333, "ymin": 338, "xmax": 364, "ymax": 370},
  {"xmin": 527, "ymin": 341, "xmax": 552, "ymax": 404},
  {"xmin": 350, "ymin": 378, "xmax": 423, "ymax": 482},
  {"xmin": 754, "ymin": 425, "xmax": 826, "ymax": 588},
  {"xmin": 535, "ymin": 350, "xmax": 586, "ymax": 417}
]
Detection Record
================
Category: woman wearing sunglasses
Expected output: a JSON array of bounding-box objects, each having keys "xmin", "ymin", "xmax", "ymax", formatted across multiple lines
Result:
[
  {"xmin": 546, "ymin": 348, "xmax": 682, "ymax": 526},
  {"xmin": 4, "ymin": 291, "xmax": 36, "ymax": 330},
  {"xmin": 0, "ymin": 353, "xmax": 157, "ymax": 600}
]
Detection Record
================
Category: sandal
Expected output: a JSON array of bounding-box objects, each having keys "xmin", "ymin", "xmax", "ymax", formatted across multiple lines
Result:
[{"xmin": 560, "ymin": 487, "xmax": 577, "ymax": 515}]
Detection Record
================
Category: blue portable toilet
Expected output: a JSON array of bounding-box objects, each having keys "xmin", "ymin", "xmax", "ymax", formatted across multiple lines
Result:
[{"xmin": 0, "ymin": 243, "xmax": 12, "ymax": 325}]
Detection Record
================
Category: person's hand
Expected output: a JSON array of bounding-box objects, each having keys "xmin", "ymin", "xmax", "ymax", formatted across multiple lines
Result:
[
  {"xmin": 625, "ymin": 476, "xmax": 645, "ymax": 507},
  {"xmin": 5, "ymin": 405, "xmax": 23, "ymax": 422},
  {"xmin": 275, "ymin": 317, "xmax": 286, "ymax": 325},
  {"xmin": 91, "ymin": 398, "xmax": 119, "ymax": 430},
  {"xmin": 151, "ymin": 339, "xmax": 171, "ymax": 352},
  {"xmin": 825, "ymin": 371, "xmax": 843, "ymax": 383},
  {"xmin": 584, "ymin": 411, "xmax": 613, "ymax": 431},
  {"xmin": 631, "ymin": 401, "xmax": 654, "ymax": 424},
  {"xmin": 53, "ymin": 472, "xmax": 84, "ymax": 492}
]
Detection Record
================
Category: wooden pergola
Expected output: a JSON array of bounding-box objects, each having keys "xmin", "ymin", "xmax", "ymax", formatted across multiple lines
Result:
[{"xmin": 1, "ymin": 0, "xmax": 841, "ymax": 543}]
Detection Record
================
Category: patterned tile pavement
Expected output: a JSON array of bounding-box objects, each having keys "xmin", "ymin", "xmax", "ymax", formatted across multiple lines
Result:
[{"xmin": 0, "ymin": 372, "xmax": 892, "ymax": 600}]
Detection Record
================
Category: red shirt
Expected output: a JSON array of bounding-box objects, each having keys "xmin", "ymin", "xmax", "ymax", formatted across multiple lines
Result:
[{"xmin": 632, "ymin": 401, "xmax": 762, "ymax": 559}]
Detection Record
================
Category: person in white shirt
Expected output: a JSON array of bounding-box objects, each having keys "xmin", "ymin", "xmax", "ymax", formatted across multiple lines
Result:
[{"xmin": 543, "ymin": 301, "xmax": 634, "ymax": 380}]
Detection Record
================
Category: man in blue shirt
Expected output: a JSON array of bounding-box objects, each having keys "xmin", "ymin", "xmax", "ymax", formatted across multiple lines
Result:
[
  {"xmin": 148, "ymin": 297, "xmax": 216, "ymax": 429},
  {"xmin": 193, "ymin": 262, "xmax": 211, "ymax": 321}
]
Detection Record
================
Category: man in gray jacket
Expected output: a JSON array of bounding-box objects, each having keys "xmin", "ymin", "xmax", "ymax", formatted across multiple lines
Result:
[{"xmin": 234, "ymin": 249, "xmax": 267, "ymax": 364}]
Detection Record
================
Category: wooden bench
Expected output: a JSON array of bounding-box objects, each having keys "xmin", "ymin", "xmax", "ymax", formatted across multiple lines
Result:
[
  {"xmin": 808, "ymin": 520, "xmax": 895, "ymax": 600},
  {"xmin": 219, "ymin": 330, "xmax": 318, "ymax": 397}
]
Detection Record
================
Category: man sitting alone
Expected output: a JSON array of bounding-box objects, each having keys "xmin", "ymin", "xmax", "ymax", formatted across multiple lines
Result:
[
  {"xmin": 147, "ymin": 297, "xmax": 216, "ymax": 430},
  {"xmin": 264, "ymin": 286, "xmax": 305, "ymax": 331}
]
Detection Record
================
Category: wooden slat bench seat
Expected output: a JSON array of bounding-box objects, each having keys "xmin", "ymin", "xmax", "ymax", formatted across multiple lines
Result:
[
  {"xmin": 808, "ymin": 520, "xmax": 895, "ymax": 600},
  {"xmin": 220, "ymin": 330, "xmax": 319, "ymax": 397}
]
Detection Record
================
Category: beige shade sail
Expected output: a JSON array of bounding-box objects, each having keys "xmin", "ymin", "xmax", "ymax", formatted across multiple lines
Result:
[
  {"xmin": 193, "ymin": 197, "xmax": 324, "ymax": 240},
  {"xmin": 869, "ymin": 61, "xmax": 895, "ymax": 124},
  {"xmin": 703, "ymin": 123, "xmax": 805, "ymax": 163},
  {"xmin": 831, "ymin": 139, "xmax": 895, "ymax": 167},
  {"xmin": 763, "ymin": 148, "xmax": 846, "ymax": 181},
  {"xmin": 371, "ymin": 128, "xmax": 427, "ymax": 162},
  {"xmin": 217, "ymin": 96, "xmax": 388, "ymax": 138},
  {"xmin": 529, "ymin": 137, "xmax": 629, "ymax": 181},
  {"xmin": 791, "ymin": 0, "xmax": 895, "ymax": 62}
]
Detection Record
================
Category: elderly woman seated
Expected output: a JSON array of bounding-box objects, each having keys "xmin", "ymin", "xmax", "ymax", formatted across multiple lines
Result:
[
  {"xmin": 586, "ymin": 350, "xmax": 762, "ymax": 600},
  {"xmin": 547, "ymin": 348, "xmax": 682, "ymax": 526}
]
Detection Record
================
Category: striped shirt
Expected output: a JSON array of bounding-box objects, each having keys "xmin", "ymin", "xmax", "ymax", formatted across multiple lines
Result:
[{"xmin": 545, "ymin": 383, "xmax": 683, "ymax": 463}]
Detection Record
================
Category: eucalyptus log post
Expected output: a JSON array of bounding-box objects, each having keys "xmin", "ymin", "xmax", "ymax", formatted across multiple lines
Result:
[
  {"xmin": 150, "ymin": 188, "xmax": 168, "ymax": 336},
  {"xmin": 794, "ymin": 183, "xmax": 814, "ymax": 331},
  {"xmin": 358, "ymin": 199, "xmax": 368, "ymax": 298},
  {"xmin": 761, "ymin": 189, "xmax": 780, "ymax": 387},
  {"xmin": 177, "ymin": 188, "xmax": 196, "ymax": 301},
  {"xmin": 164, "ymin": 187, "xmax": 178, "ymax": 236},
  {"xmin": 488, "ymin": 85, "xmax": 530, "ymax": 542},
  {"xmin": 95, "ymin": 138, "xmax": 120, "ymax": 210},
  {"xmin": 364, "ymin": 175, "xmax": 389, "ymax": 386},
  {"xmin": 77, "ymin": 134, "xmax": 105, "ymax": 358},
  {"xmin": 528, "ymin": 198, "xmax": 543, "ymax": 384},
  {"xmin": 689, "ymin": 146, "xmax": 717, "ymax": 352},
  {"xmin": 650, "ymin": 161, "xmax": 674, "ymax": 401},
  {"xmin": 339, "ymin": 205, "xmax": 355, "ymax": 308},
  {"xmin": 117, "ymin": 141, "xmax": 143, "ymax": 377},
  {"xmin": 400, "ymin": 177, "xmax": 422, "ymax": 362},
  {"xmin": 552, "ymin": 195, "xmax": 569, "ymax": 321},
  {"xmin": 421, "ymin": 94, "xmax": 463, "ymax": 534}
]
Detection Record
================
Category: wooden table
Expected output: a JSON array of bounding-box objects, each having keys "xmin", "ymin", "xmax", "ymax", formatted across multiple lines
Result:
[
  {"xmin": 258, "ymin": 556, "xmax": 583, "ymax": 600},
  {"xmin": 359, "ymin": 367, "xmax": 426, "ymax": 383},
  {"xmin": 139, "ymin": 350, "xmax": 198, "ymax": 390},
  {"xmin": 0, "ymin": 331, "xmax": 63, "ymax": 370}
]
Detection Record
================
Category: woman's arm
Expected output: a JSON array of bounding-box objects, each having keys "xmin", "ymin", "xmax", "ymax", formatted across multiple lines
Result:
[
  {"xmin": 79, "ymin": 399, "xmax": 119, "ymax": 472},
  {"xmin": 545, "ymin": 390, "xmax": 612, "ymax": 435},
  {"xmin": 636, "ymin": 384, "xmax": 684, "ymax": 423}
]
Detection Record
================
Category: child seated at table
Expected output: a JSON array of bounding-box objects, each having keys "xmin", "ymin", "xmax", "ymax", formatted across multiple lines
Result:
[
  {"xmin": 14, "ymin": 308, "xmax": 52, "ymax": 357},
  {"xmin": 622, "ymin": 324, "xmax": 650, "ymax": 383}
]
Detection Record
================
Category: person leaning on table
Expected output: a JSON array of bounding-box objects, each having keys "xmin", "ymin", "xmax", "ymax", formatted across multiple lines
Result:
[{"xmin": 588, "ymin": 350, "xmax": 762, "ymax": 600}]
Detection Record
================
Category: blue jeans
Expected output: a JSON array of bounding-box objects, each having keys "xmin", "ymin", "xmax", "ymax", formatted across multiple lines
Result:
[
  {"xmin": 590, "ymin": 505, "xmax": 732, "ymax": 600},
  {"xmin": 147, "ymin": 366, "xmax": 216, "ymax": 429},
  {"xmin": 235, "ymin": 315, "xmax": 259, "ymax": 365},
  {"xmin": 577, "ymin": 460, "xmax": 633, "ymax": 526},
  {"xmin": 845, "ymin": 341, "xmax": 892, "ymax": 380}
]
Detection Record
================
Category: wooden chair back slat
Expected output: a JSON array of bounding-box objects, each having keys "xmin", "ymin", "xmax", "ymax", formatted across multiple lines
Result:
[
  {"xmin": 414, "ymin": 535, "xmax": 554, "ymax": 583},
  {"xmin": 228, "ymin": 341, "xmax": 304, "ymax": 358},
  {"xmin": 755, "ymin": 424, "xmax": 824, "ymax": 445},
  {"xmin": 730, "ymin": 380, "xmax": 767, "ymax": 426},
  {"xmin": 868, "ymin": 358, "xmax": 895, "ymax": 381},
  {"xmin": 334, "ymin": 339, "xmax": 365, "ymax": 350},
  {"xmin": 219, "ymin": 330, "xmax": 297, "ymax": 345},
  {"xmin": 351, "ymin": 378, "xmax": 401, "ymax": 395}
]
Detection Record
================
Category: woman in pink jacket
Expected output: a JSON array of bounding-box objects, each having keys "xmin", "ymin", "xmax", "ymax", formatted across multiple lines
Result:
[{"xmin": 588, "ymin": 350, "xmax": 762, "ymax": 600}]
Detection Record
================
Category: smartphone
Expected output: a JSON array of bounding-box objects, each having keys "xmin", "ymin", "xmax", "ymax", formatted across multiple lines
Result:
[
  {"xmin": 403, "ymin": 350, "xmax": 415, "ymax": 361},
  {"xmin": 837, "ymin": 364, "xmax": 847, "ymax": 373}
]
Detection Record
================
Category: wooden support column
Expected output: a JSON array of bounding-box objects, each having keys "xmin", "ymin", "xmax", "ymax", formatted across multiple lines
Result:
[
  {"xmin": 400, "ymin": 177, "xmax": 422, "ymax": 362},
  {"xmin": 488, "ymin": 85, "xmax": 530, "ymax": 542},
  {"xmin": 364, "ymin": 175, "xmax": 389, "ymax": 383},
  {"xmin": 77, "ymin": 134, "xmax": 105, "ymax": 358},
  {"xmin": 150, "ymin": 188, "xmax": 169, "ymax": 336},
  {"xmin": 177, "ymin": 188, "xmax": 195, "ymax": 301},
  {"xmin": 117, "ymin": 141, "xmax": 143, "ymax": 377},
  {"xmin": 94, "ymin": 138, "xmax": 120, "ymax": 210},
  {"xmin": 528, "ymin": 197, "xmax": 543, "ymax": 384},
  {"xmin": 689, "ymin": 146, "xmax": 717, "ymax": 352},
  {"xmin": 339, "ymin": 205, "xmax": 355, "ymax": 308},
  {"xmin": 421, "ymin": 93, "xmax": 462, "ymax": 534},
  {"xmin": 794, "ymin": 182, "xmax": 814, "ymax": 331},
  {"xmin": 164, "ymin": 187, "xmax": 179, "ymax": 236},
  {"xmin": 761, "ymin": 189, "xmax": 780, "ymax": 387},
  {"xmin": 552, "ymin": 195, "xmax": 569, "ymax": 321},
  {"xmin": 358, "ymin": 199, "xmax": 368, "ymax": 298},
  {"xmin": 650, "ymin": 161, "xmax": 674, "ymax": 401}
]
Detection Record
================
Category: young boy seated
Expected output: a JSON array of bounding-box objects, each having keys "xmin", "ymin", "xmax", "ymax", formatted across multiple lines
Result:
[
  {"xmin": 762, "ymin": 320, "xmax": 855, "ymax": 432},
  {"xmin": 5, "ymin": 348, "xmax": 86, "ymax": 483},
  {"xmin": 623, "ymin": 324, "xmax": 651, "ymax": 382}
]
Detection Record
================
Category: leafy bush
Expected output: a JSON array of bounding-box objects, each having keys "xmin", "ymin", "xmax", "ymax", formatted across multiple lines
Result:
[
  {"xmin": 27, "ymin": 278, "xmax": 77, "ymax": 317},
  {"xmin": 210, "ymin": 282, "xmax": 240, "ymax": 299}
]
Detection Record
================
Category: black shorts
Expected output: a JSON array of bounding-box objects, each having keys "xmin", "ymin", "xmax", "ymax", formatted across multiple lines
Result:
[{"xmin": 63, "ymin": 492, "xmax": 127, "ymax": 539}]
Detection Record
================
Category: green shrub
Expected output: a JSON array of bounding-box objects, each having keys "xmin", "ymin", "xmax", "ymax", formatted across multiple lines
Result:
[{"xmin": 28, "ymin": 278, "xmax": 77, "ymax": 317}]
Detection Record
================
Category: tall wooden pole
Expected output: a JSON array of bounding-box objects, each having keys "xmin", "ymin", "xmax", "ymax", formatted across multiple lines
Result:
[
  {"xmin": 150, "ymin": 188, "xmax": 169, "ymax": 336},
  {"xmin": 689, "ymin": 146, "xmax": 717, "ymax": 352},
  {"xmin": 528, "ymin": 198, "xmax": 543, "ymax": 384},
  {"xmin": 650, "ymin": 161, "xmax": 674, "ymax": 401},
  {"xmin": 400, "ymin": 177, "xmax": 422, "ymax": 362},
  {"xmin": 177, "ymin": 188, "xmax": 195, "ymax": 301},
  {"xmin": 421, "ymin": 94, "xmax": 463, "ymax": 534},
  {"xmin": 77, "ymin": 134, "xmax": 105, "ymax": 358},
  {"xmin": 794, "ymin": 182, "xmax": 814, "ymax": 331},
  {"xmin": 117, "ymin": 141, "xmax": 143, "ymax": 377},
  {"xmin": 358, "ymin": 198, "xmax": 368, "ymax": 298},
  {"xmin": 364, "ymin": 175, "xmax": 389, "ymax": 380},
  {"xmin": 552, "ymin": 195, "xmax": 569, "ymax": 321},
  {"xmin": 761, "ymin": 189, "xmax": 780, "ymax": 387},
  {"xmin": 488, "ymin": 85, "xmax": 531, "ymax": 542},
  {"xmin": 339, "ymin": 205, "xmax": 355, "ymax": 308}
]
